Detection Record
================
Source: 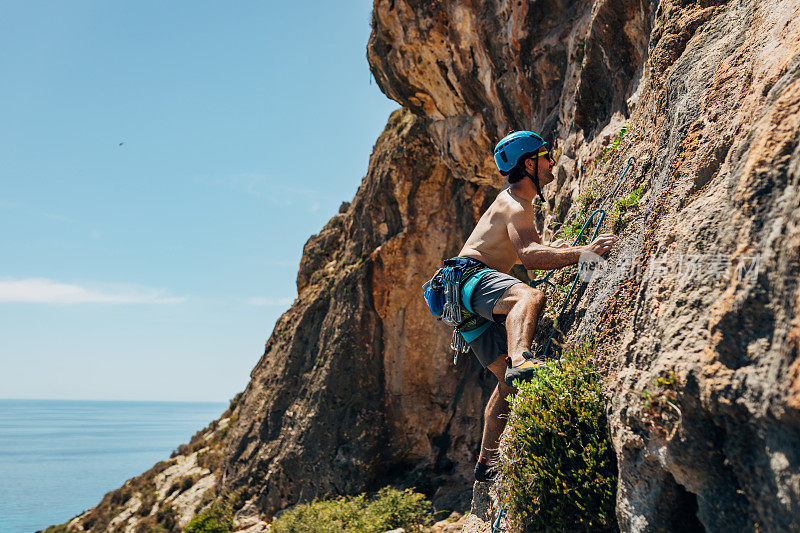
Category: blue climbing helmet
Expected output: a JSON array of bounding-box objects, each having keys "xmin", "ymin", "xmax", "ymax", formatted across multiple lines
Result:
[
  {"xmin": 494, "ymin": 130, "xmax": 548, "ymax": 202},
  {"xmin": 493, "ymin": 131, "xmax": 547, "ymax": 175}
]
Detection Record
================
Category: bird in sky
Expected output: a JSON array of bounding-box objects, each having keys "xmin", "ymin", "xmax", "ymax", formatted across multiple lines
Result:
[{"xmin": 118, "ymin": 141, "xmax": 125, "ymax": 147}]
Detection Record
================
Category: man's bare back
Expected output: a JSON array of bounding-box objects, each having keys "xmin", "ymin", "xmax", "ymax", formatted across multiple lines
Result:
[{"xmin": 459, "ymin": 189, "xmax": 535, "ymax": 273}]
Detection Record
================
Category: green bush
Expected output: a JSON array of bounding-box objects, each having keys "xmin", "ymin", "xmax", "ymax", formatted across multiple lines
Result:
[
  {"xmin": 271, "ymin": 487, "xmax": 432, "ymax": 533},
  {"xmin": 361, "ymin": 487, "xmax": 433, "ymax": 532},
  {"xmin": 272, "ymin": 495, "xmax": 365, "ymax": 533},
  {"xmin": 498, "ymin": 344, "xmax": 618, "ymax": 532},
  {"xmin": 184, "ymin": 501, "xmax": 233, "ymax": 533}
]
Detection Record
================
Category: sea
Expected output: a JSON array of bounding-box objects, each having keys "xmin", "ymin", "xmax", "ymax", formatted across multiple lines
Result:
[{"xmin": 0, "ymin": 398, "xmax": 227, "ymax": 533}]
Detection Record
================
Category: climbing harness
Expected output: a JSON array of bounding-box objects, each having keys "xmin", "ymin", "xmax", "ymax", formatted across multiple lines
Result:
[
  {"xmin": 423, "ymin": 257, "xmax": 493, "ymax": 364},
  {"xmin": 531, "ymin": 156, "xmax": 636, "ymax": 358}
]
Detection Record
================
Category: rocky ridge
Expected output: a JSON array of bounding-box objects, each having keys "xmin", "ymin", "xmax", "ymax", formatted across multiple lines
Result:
[{"xmin": 53, "ymin": 0, "xmax": 799, "ymax": 531}]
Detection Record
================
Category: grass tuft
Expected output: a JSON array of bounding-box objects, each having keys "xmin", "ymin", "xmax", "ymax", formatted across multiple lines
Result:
[
  {"xmin": 582, "ymin": 125, "xmax": 628, "ymax": 172},
  {"xmin": 639, "ymin": 370, "xmax": 681, "ymax": 439},
  {"xmin": 184, "ymin": 500, "xmax": 234, "ymax": 533},
  {"xmin": 606, "ymin": 185, "xmax": 644, "ymax": 233}
]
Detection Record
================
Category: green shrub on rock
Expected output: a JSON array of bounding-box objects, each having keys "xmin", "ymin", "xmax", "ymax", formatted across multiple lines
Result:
[
  {"xmin": 272, "ymin": 495, "xmax": 365, "ymax": 533},
  {"xmin": 271, "ymin": 487, "xmax": 432, "ymax": 533},
  {"xmin": 361, "ymin": 487, "xmax": 432, "ymax": 532},
  {"xmin": 498, "ymin": 344, "xmax": 618, "ymax": 532},
  {"xmin": 184, "ymin": 500, "xmax": 233, "ymax": 533}
]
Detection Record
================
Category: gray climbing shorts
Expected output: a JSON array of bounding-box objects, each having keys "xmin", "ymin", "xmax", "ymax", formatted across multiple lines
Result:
[{"xmin": 465, "ymin": 270, "xmax": 523, "ymax": 367}]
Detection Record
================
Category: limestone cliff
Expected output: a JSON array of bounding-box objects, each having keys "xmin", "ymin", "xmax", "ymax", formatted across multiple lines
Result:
[
  {"xmin": 368, "ymin": 0, "xmax": 800, "ymax": 530},
  {"xmin": 54, "ymin": 0, "xmax": 800, "ymax": 531}
]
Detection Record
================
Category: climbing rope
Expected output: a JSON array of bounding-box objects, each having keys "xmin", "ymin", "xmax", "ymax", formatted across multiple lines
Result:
[{"xmin": 492, "ymin": 506, "xmax": 505, "ymax": 533}]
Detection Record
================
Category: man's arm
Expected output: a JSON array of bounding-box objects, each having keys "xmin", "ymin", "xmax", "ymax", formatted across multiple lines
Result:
[{"xmin": 506, "ymin": 206, "xmax": 616, "ymax": 270}]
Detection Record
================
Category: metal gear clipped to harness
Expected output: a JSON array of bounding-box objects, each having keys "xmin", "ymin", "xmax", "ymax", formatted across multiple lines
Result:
[
  {"xmin": 439, "ymin": 266, "xmax": 471, "ymax": 361},
  {"xmin": 440, "ymin": 266, "xmax": 463, "ymax": 327}
]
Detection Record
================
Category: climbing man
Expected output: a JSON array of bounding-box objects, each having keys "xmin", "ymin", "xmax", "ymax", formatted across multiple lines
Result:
[{"xmin": 434, "ymin": 131, "xmax": 616, "ymax": 481}]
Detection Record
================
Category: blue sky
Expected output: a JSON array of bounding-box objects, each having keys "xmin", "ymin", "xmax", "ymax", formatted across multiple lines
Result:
[{"xmin": 0, "ymin": 1, "xmax": 398, "ymax": 401}]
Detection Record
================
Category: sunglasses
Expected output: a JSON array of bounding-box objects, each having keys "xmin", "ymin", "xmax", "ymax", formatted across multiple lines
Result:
[{"xmin": 535, "ymin": 149, "xmax": 556, "ymax": 165}]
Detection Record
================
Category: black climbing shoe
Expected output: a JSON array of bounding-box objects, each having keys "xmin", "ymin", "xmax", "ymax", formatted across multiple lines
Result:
[
  {"xmin": 474, "ymin": 460, "xmax": 496, "ymax": 483},
  {"xmin": 504, "ymin": 351, "xmax": 545, "ymax": 387}
]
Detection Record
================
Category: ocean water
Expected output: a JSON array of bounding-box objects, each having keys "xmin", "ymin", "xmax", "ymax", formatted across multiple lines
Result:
[{"xmin": 0, "ymin": 399, "xmax": 227, "ymax": 533}]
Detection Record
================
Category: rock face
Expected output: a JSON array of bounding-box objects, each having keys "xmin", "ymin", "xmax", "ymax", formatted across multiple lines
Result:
[
  {"xmin": 55, "ymin": 0, "xmax": 800, "ymax": 531},
  {"xmin": 461, "ymin": 482, "xmax": 499, "ymax": 533},
  {"xmin": 368, "ymin": 0, "xmax": 800, "ymax": 531}
]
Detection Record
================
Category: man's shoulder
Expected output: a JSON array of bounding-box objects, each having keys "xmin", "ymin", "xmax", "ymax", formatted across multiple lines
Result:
[{"xmin": 495, "ymin": 189, "xmax": 531, "ymax": 217}]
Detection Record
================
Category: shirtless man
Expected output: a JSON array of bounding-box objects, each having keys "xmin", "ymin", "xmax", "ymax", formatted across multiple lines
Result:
[{"xmin": 451, "ymin": 131, "xmax": 616, "ymax": 481}]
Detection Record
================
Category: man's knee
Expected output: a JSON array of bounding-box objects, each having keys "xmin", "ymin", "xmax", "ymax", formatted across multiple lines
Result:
[
  {"xmin": 487, "ymin": 355, "xmax": 508, "ymax": 383},
  {"xmin": 515, "ymin": 285, "xmax": 546, "ymax": 312},
  {"xmin": 493, "ymin": 284, "xmax": 546, "ymax": 316},
  {"xmin": 528, "ymin": 287, "xmax": 546, "ymax": 307},
  {"xmin": 487, "ymin": 355, "xmax": 518, "ymax": 394}
]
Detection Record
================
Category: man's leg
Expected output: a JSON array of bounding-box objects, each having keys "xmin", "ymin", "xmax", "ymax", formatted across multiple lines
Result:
[
  {"xmin": 477, "ymin": 355, "xmax": 517, "ymax": 464},
  {"xmin": 491, "ymin": 284, "xmax": 546, "ymax": 367}
]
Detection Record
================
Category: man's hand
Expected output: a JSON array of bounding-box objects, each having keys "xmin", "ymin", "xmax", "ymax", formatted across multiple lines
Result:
[
  {"xmin": 549, "ymin": 238, "xmax": 569, "ymax": 248},
  {"xmin": 586, "ymin": 233, "xmax": 617, "ymax": 256}
]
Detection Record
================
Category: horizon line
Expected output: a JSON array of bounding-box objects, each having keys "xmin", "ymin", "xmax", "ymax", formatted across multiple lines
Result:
[{"xmin": 0, "ymin": 397, "xmax": 230, "ymax": 404}]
